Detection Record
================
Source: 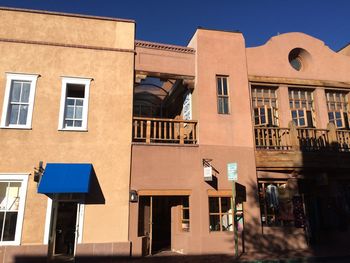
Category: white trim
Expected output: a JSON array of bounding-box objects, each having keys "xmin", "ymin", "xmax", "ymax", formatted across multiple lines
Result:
[
  {"xmin": 0, "ymin": 73, "xmax": 39, "ymax": 129},
  {"xmin": 43, "ymin": 198, "xmax": 53, "ymax": 245},
  {"xmin": 77, "ymin": 203, "xmax": 84, "ymax": 243},
  {"xmin": 0, "ymin": 173, "xmax": 29, "ymax": 246},
  {"xmin": 58, "ymin": 77, "xmax": 91, "ymax": 131}
]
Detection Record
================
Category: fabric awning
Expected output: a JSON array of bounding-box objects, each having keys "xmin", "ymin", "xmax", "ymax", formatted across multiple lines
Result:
[{"xmin": 38, "ymin": 163, "xmax": 93, "ymax": 194}]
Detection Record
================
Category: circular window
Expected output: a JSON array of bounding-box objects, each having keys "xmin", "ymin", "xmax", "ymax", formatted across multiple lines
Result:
[{"xmin": 288, "ymin": 48, "xmax": 311, "ymax": 71}]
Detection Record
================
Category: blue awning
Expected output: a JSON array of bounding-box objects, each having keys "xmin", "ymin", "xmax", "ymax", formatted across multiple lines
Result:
[{"xmin": 38, "ymin": 163, "xmax": 93, "ymax": 194}]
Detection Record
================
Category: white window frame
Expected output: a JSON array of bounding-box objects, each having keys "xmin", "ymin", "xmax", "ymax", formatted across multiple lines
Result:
[
  {"xmin": 0, "ymin": 173, "xmax": 29, "ymax": 246},
  {"xmin": 1, "ymin": 73, "xmax": 39, "ymax": 129},
  {"xmin": 58, "ymin": 77, "xmax": 91, "ymax": 131}
]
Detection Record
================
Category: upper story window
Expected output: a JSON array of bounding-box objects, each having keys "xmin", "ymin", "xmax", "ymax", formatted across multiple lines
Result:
[
  {"xmin": 251, "ymin": 86, "xmax": 278, "ymax": 126},
  {"xmin": 0, "ymin": 73, "xmax": 39, "ymax": 129},
  {"xmin": 58, "ymin": 77, "xmax": 91, "ymax": 131},
  {"xmin": 289, "ymin": 89, "xmax": 315, "ymax": 127},
  {"xmin": 216, "ymin": 76, "xmax": 229, "ymax": 114},
  {"xmin": 0, "ymin": 174, "xmax": 29, "ymax": 245},
  {"xmin": 326, "ymin": 91, "xmax": 349, "ymax": 129}
]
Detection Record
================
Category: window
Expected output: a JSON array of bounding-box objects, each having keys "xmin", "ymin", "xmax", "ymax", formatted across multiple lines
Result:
[
  {"xmin": 258, "ymin": 180, "xmax": 305, "ymax": 228},
  {"xmin": 58, "ymin": 77, "xmax": 91, "ymax": 131},
  {"xmin": 289, "ymin": 89, "xmax": 315, "ymax": 127},
  {"xmin": 326, "ymin": 91, "xmax": 349, "ymax": 129},
  {"xmin": 251, "ymin": 86, "xmax": 278, "ymax": 126},
  {"xmin": 216, "ymin": 76, "xmax": 229, "ymax": 114},
  {"xmin": 0, "ymin": 174, "xmax": 28, "ymax": 245},
  {"xmin": 181, "ymin": 196, "xmax": 190, "ymax": 231},
  {"xmin": 1, "ymin": 73, "xmax": 38, "ymax": 129},
  {"xmin": 209, "ymin": 196, "xmax": 233, "ymax": 231}
]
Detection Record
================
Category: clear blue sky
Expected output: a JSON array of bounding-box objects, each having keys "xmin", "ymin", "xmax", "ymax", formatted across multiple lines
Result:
[{"xmin": 0, "ymin": 0, "xmax": 349, "ymax": 51}]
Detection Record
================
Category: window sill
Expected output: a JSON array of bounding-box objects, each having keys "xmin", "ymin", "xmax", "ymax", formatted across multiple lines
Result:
[
  {"xmin": 0, "ymin": 125, "xmax": 32, "ymax": 130},
  {"xmin": 0, "ymin": 241, "xmax": 20, "ymax": 246},
  {"xmin": 58, "ymin": 128, "xmax": 88, "ymax": 132}
]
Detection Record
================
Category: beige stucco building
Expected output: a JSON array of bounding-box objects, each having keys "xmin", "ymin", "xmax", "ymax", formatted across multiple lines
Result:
[{"xmin": 0, "ymin": 6, "xmax": 350, "ymax": 262}]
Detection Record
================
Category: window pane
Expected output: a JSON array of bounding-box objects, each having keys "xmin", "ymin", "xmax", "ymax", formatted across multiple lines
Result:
[
  {"xmin": 7, "ymin": 183, "xmax": 21, "ymax": 211},
  {"xmin": 75, "ymin": 106, "xmax": 83, "ymax": 119},
  {"xmin": 65, "ymin": 106, "xmax": 74, "ymax": 119},
  {"xmin": 299, "ymin": 118, "xmax": 305, "ymax": 126},
  {"xmin": 218, "ymin": 98, "xmax": 223, "ymax": 114},
  {"xmin": 9, "ymin": 105, "xmax": 19, "ymax": 125},
  {"xmin": 298, "ymin": 110, "xmax": 304, "ymax": 117},
  {"xmin": 74, "ymin": 120, "xmax": 82, "ymax": 127},
  {"xmin": 183, "ymin": 209, "xmax": 189, "ymax": 220},
  {"xmin": 65, "ymin": 120, "xmax": 73, "ymax": 127},
  {"xmin": 10, "ymin": 82, "xmax": 21, "ymax": 102},
  {"xmin": 221, "ymin": 197, "xmax": 231, "ymax": 213},
  {"xmin": 0, "ymin": 211, "xmax": 4, "ymax": 241},
  {"xmin": 223, "ymin": 98, "xmax": 229, "ymax": 114},
  {"xmin": 76, "ymin": 99, "xmax": 84, "ymax": 106},
  {"xmin": 222, "ymin": 78, "xmax": 228, "ymax": 95},
  {"xmin": 335, "ymin": 112, "xmax": 342, "ymax": 119},
  {"xmin": 221, "ymin": 213, "xmax": 233, "ymax": 231},
  {"xmin": 336, "ymin": 119, "xmax": 343, "ymax": 127},
  {"xmin": 66, "ymin": 98, "xmax": 75, "ymax": 106},
  {"xmin": 2, "ymin": 212, "xmax": 17, "ymax": 241},
  {"xmin": 18, "ymin": 105, "xmax": 28, "ymax": 125},
  {"xmin": 209, "ymin": 197, "xmax": 219, "ymax": 213},
  {"xmin": 209, "ymin": 215, "xmax": 220, "ymax": 231},
  {"xmin": 328, "ymin": 112, "xmax": 334, "ymax": 122},
  {"xmin": 21, "ymin": 83, "xmax": 31, "ymax": 103},
  {"xmin": 0, "ymin": 183, "xmax": 8, "ymax": 210},
  {"xmin": 217, "ymin": 78, "xmax": 222, "ymax": 95}
]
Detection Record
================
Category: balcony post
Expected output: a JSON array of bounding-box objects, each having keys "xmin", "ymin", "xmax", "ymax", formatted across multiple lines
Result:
[
  {"xmin": 288, "ymin": 121, "xmax": 299, "ymax": 150},
  {"xmin": 146, "ymin": 120, "xmax": 151, "ymax": 143},
  {"xmin": 179, "ymin": 121, "xmax": 184, "ymax": 144},
  {"xmin": 327, "ymin": 122, "xmax": 337, "ymax": 149}
]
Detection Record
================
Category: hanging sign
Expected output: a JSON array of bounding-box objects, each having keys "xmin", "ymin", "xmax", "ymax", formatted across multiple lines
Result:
[
  {"xmin": 203, "ymin": 166, "xmax": 212, "ymax": 181},
  {"xmin": 227, "ymin": 162, "xmax": 238, "ymax": 181}
]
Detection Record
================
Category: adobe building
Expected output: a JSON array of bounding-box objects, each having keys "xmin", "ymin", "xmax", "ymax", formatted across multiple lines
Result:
[
  {"xmin": 129, "ymin": 30, "xmax": 350, "ymax": 257},
  {"xmin": 1, "ymin": 6, "xmax": 350, "ymax": 263},
  {"xmin": 0, "ymin": 7, "xmax": 135, "ymax": 262}
]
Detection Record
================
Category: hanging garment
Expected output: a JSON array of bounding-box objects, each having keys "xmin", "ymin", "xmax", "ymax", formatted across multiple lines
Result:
[{"xmin": 266, "ymin": 184, "xmax": 279, "ymax": 208}]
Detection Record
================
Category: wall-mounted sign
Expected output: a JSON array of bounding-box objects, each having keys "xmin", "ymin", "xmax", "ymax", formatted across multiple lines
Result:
[
  {"xmin": 204, "ymin": 166, "xmax": 212, "ymax": 181},
  {"xmin": 227, "ymin": 162, "xmax": 238, "ymax": 181}
]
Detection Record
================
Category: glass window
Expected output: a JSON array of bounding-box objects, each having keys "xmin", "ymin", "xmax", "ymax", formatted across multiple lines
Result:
[
  {"xmin": 209, "ymin": 196, "xmax": 233, "ymax": 232},
  {"xmin": 326, "ymin": 91, "xmax": 348, "ymax": 129},
  {"xmin": 181, "ymin": 196, "xmax": 190, "ymax": 232},
  {"xmin": 216, "ymin": 76, "xmax": 230, "ymax": 114},
  {"xmin": 251, "ymin": 85, "xmax": 278, "ymax": 126},
  {"xmin": 59, "ymin": 78, "xmax": 91, "ymax": 131},
  {"xmin": 0, "ymin": 175, "xmax": 28, "ymax": 245},
  {"xmin": 1, "ymin": 74, "xmax": 39, "ymax": 129},
  {"xmin": 289, "ymin": 89, "xmax": 314, "ymax": 127}
]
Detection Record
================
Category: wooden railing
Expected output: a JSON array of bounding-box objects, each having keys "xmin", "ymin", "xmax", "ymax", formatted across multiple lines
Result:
[
  {"xmin": 255, "ymin": 127, "xmax": 292, "ymax": 150},
  {"xmin": 255, "ymin": 122, "xmax": 350, "ymax": 152},
  {"xmin": 133, "ymin": 117, "xmax": 197, "ymax": 144}
]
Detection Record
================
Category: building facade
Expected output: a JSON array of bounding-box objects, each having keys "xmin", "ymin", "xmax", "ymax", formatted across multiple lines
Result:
[{"xmin": 0, "ymin": 6, "xmax": 350, "ymax": 262}]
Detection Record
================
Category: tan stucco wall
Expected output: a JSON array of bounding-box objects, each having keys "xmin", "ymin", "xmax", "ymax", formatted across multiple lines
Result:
[{"xmin": 0, "ymin": 9, "xmax": 135, "ymax": 246}]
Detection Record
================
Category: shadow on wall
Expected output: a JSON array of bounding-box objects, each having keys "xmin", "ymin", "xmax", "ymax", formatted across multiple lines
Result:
[{"xmin": 84, "ymin": 167, "xmax": 105, "ymax": 205}]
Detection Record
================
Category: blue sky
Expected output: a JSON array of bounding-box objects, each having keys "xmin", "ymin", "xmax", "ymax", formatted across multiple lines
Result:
[{"xmin": 0, "ymin": 0, "xmax": 349, "ymax": 51}]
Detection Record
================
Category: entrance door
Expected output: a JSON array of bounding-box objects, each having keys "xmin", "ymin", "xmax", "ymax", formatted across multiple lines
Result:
[
  {"xmin": 152, "ymin": 196, "xmax": 171, "ymax": 253},
  {"xmin": 48, "ymin": 201, "xmax": 79, "ymax": 260}
]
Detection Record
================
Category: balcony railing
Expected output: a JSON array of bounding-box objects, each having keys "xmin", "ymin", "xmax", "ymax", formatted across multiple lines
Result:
[
  {"xmin": 133, "ymin": 117, "xmax": 197, "ymax": 145},
  {"xmin": 255, "ymin": 122, "xmax": 350, "ymax": 152}
]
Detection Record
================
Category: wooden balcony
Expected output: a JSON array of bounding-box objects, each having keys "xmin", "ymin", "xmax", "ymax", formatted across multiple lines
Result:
[
  {"xmin": 132, "ymin": 117, "xmax": 197, "ymax": 145},
  {"xmin": 255, "ymin": 122, "xmax": 350, "ymax": 169},
  {"xmin": 255, "ymin": 122, "xmax": 350, "ymax": 152}
]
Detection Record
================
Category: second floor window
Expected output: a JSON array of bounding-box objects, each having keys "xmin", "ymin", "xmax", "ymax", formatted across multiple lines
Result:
[
  {"xmin": 251, "ymin": 86, "xmax": 278, "ymax": 126},
  {"xmin": 326, "ymin": 91, "xmax": 349, "ymax": 129},
  {"xmin": 0, "ymin": 73, "xmax": 38, "ymax": 129},
  {"xmin": 58, "ymin": 77, "xmax": 91, "ymax": 131},
  {"xmin": 289, "ymin": 89, "xmax": 314, "ymax": 127},
  {"xmin": 216, "ymin": 76, "xmax": 229, "ymax": 114}
]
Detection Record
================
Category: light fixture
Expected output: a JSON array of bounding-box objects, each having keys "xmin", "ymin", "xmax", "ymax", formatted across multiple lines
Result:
[{"xmin": 130, "ymin": 190, "xmax": 138, "ymax": 202}]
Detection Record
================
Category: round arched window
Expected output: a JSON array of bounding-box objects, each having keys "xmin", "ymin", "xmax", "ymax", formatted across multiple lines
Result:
[{"xmin": 288, "ymin": 48, "xmax": 311, "ymax": 72}]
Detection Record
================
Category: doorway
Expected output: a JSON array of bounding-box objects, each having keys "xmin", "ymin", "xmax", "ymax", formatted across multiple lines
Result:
[
  {"xmin": 48, "ymin": 201, "xmax": 81, "ymax": 260},
  {"xmin": 138, "ymin": 196, "xmax": 189, "ymax": 255}
]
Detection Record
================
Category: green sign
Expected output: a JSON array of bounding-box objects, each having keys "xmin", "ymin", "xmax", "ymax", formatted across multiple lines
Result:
[{"xmin": 227, "ymin": 163, "xmax": 238, "ymax": 181}]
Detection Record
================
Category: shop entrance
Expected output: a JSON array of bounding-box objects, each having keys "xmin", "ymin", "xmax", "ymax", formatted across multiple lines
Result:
[
  {"xmin": 48, "ymin": 201, "xmax": 81, "ymax": 260},
  {"xmin": 138, "ymin": 195, "xmax": 189, "ymax": 255}
]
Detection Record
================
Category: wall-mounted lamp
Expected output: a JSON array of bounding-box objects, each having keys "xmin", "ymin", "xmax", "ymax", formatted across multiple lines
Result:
[{"xmin": 130, "ymin": 190, "xmax": 138, "ymax": 203}]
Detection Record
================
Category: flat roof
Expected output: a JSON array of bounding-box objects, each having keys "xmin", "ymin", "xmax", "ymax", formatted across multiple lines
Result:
[{"xmin": 0, "ymin": 6, "xmax": 135, "ymax": 23}]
